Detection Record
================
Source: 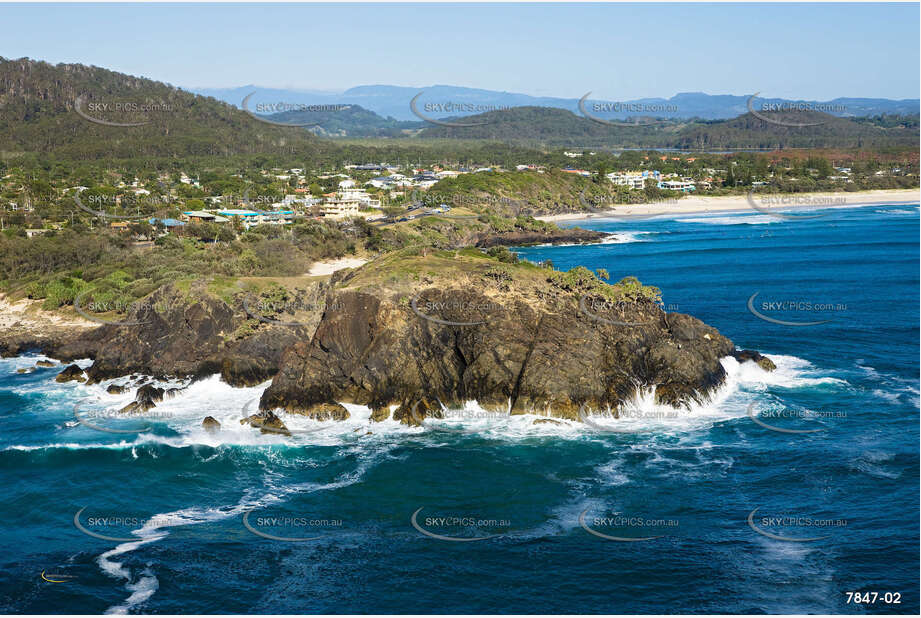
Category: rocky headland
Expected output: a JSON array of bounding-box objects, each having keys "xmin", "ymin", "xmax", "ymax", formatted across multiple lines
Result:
[{"xmin": 1, "ymin": 247, "xmax": 774, "ymax": 428}]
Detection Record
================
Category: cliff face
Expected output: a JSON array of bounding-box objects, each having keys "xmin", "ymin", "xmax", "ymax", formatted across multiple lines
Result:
[
  {"xmin": 17, "ymin": 249, "xmax": 762, "ymax": 423},
  {"xmin": 260, "ymin": 293, "xmax": 733, "ymax": 421},
  {"xmin": 260, "ymin": 250, "xmax": 736, "ymax": 421},
  {"xmin": 53, "ymin": 278, "xmax": 330, "ymax": 386}
]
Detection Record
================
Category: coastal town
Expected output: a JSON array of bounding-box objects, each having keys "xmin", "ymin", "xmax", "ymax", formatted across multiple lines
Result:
[{"xmin": 2, "ymin": 148, "xmax": 907, "ymax": 240}]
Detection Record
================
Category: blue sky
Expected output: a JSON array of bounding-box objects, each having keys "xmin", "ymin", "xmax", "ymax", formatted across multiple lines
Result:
[{"xmin": 1, "ymin": 3, "xmax": 918, "ymax": 100}]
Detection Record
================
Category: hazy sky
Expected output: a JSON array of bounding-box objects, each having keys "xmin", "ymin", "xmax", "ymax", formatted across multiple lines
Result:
[{"xmin": 1, "ymin": 3, "xmax": 918, "ymax": 100}]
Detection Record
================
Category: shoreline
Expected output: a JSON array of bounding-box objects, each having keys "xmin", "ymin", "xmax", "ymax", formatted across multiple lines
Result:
[{"xmin": 535, "ymin": 188, "xmax": 921, "ymax": 222}]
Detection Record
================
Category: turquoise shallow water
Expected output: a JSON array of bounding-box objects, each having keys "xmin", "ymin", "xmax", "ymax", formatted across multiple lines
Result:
[{"xmin": 1, "ymin": 203, "xmax": 918, "ymax": 614}]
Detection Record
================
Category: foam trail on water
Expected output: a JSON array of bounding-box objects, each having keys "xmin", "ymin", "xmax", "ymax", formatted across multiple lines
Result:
[
  {"xmin": 95, "ymin": 440, "xmax": 394, "ymax": 613},
  {"xmin": 676, "ymin": 215, "xmax": 780, "ymax": 225}
]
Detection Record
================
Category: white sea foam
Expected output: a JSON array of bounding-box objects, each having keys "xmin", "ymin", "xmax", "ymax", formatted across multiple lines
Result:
[
  {"xmin": 529, "ymin": 231, "xmax": 652, "ymax": 248},
  {"xmin": 600, "ymin": 231, "xmax": 654, "ymax": 244},
  {"xmin": 6, "ymin": 350, "xmax": 847, "ymax": 452},
  {"xmin": 874, "ymin": 208, "xmax": 918, "ymax": 215},
  {"xmin": 95, "ymin": 434, "xmax": 393, "ymax": 613},
  {"xmin": 676, "ymin": 215, "xmax": 780, "ymax": 225}
]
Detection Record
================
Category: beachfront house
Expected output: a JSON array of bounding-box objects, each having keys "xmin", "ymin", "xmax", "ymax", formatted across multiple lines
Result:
[{"xmin": 657, "ymin": 180, "xmax": 696, "ymax": 192}]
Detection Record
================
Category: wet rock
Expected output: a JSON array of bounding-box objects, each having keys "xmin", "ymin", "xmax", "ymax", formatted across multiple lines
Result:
[
  {"xmin": 120, "ymin": 384, "xmax": 164, "ymax": 413},
  {"xmin": 106, "ymin": 383, "xmax": 128, "ymax": 395},
  {"xmin": 733, "ymin": 349, "xmax": 776, "ymax": 372},
  {"xmin": 55, "ymin": 364, "xmax": 86, "ymax": 383},
  {"xmin": 262, "ymin": 285, "xmax": 736, "ymax": 423},
  {"xmin": 533, "ymin": 417, "xmax": 565, "ymax": 426},
  {"xmin": 240, "ymin": 410, "xmax": 290, "ymax": 436},
  {"xmin": 298, "ymin": 402, "xmax": 350, "ymax": 421},
  {"xmin": 202, "ymin": 416, "xmax": 221, "ymax": 431},
  {"xmin": 370, "ymin": 407, "xmax": 391, "ymax": 422},
  {"xmin": 393, "ymin": 397, "xmax": 441, "ymax": 426},
  {"xmin": 164, "ymin": 387, "xmax": 184, "ymax": 399},
  {"xmin": 16, "ymin": 368, "xmax": 31, "ymax": 374},
  {"xmin": 35, "ymin": 360, "xmax": 56, "ymax": 368}
]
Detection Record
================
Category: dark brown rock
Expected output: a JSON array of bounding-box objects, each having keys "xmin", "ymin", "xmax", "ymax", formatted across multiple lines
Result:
[
  {"xmin": 261, "ymin": 285, "xmax": 736, "ymax": 423},
  {"xmin": 296, "ymin": 402, "xmax": 350, "ymax": 421},
  {"xmin": 55, "ymin": 364, "xmax": 86, "ymax": 383},
  {"xmin": 733, "ymin": 349, "xmax": 776, "ymax": 372},
  {"xmin": 370, "ymin": 406, "xmax": 391, "ymax": 422},
  {"xmin": 120, "ymin": 384, "xmax": 164, "ymax": 413},
  {"xmin": 240, "ymin": 410, "xmax": 290, "ymax": 435},
  {"xmin": 202, "ymin": 416, "xmax": 221, "ymax": 430},
  {"xmin": 52, "ymin": 280, "xmax": 328, "ymax": 385},
  {"xmin": 474, "ymin": 228, "xmax": 605, "ymax": 248},
  {"xmin": 106, "ymin": 383, "xmax": 128, "ymax": 394},
  {"xmin": 35, "ymin": 360, "xmax": 56, "ymax": 368}
]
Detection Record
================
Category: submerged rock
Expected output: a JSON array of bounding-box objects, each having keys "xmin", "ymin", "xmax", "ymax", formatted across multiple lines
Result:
[
  {"xmin": 55, "ymin": 364, "xmax": 86, "ymax": 383},
  {"xmin": 533, "ymin": 417, "xmax": 565, "ymax": 426}
]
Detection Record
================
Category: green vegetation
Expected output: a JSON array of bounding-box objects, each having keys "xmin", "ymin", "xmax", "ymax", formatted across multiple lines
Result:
[
  {"xmin": 0, "ymin": 219, "xmax": 373, "ymax": 314},
  {"xmin": 412, "ymin": 106, "xmax": 920, "ymax": 150}
]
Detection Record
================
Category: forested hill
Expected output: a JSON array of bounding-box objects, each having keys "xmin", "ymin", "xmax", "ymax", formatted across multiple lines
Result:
[
  {"xmin": 413, "ymin": 105, "xmax": 919, "ymax": 150},
  {"xmin": 0, "ymin": 57, "xmax": 319, "ymax": 160}
]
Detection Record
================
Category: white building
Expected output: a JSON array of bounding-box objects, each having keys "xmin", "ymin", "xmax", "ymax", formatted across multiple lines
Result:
[
  {"xmin": 339, "ymin": 188, "xmax": 380, "ymax": 208},
  {"xmin": 321, "ymin": 199, "xmax": 361, "ymax": 220},
  {"xmin": 658, "ymin": 180, "xmax": 696, "ymax": 192},
  {"xmin": 607, "ymin": 172, "xmax": 646, "ymax": 190}
]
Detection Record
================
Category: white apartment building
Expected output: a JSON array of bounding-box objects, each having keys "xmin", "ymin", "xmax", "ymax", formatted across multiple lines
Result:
[
  {"xmin": 321, "ymin": 199, "xmax": 361, "ymax": 219},
  {"xmin": 607, "ymin": 172, "xmax": 647, "ymax": 190}
]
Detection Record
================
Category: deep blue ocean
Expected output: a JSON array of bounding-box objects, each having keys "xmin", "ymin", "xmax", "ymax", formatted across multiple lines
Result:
[{"xmin": 1, "ymin": 203, "xmax": 918, "ymax": 614}]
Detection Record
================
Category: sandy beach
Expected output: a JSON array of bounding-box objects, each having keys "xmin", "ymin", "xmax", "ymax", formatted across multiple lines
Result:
[
  {"xmin": 536, "ymin": 188, "xmax": 920, "ymax": 222},
  {"xmin": 305, "ymin": 256, "xmax": 369, "ymax": 277}
]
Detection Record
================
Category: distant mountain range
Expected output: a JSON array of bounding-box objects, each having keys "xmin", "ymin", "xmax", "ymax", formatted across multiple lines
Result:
[
  {"xmin": 1, "ymin": 56, "xmax": 917, "ymax": 159},
  {"xmin": 193, "ymin": 84, "xmax": 920, "ymax": 123}
]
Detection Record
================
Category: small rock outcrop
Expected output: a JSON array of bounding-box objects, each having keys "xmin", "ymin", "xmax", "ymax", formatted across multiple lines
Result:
[
  {"xmin": 55, "ymin": 364, "xmax": 86, "ymax": 383},
  {"xmin": 120, "ymin": 384, "xmax": 165, "ymax": 413},
  {"xmin": 202, "ymin": 416, "xmax": 221, "ymax": 431},
  {"xmin": 35, "ymin": 360, "xmax": 56, "ymax": 368},
  {"xmin": 733, "ymin": 349, "xmax": 777, "ymax": 372},
  {"xmin": 106, "ymin": 383, "xmax": 128, "ymax": 395},
  {"xmin": 240, "ymin": 410, "xmax": 290, "ymax": 435}
]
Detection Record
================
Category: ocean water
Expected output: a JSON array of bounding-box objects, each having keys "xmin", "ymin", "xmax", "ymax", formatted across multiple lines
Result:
[{"xmin": 1, "ymin": 203, "xmax": 918, "ymax": 614}]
